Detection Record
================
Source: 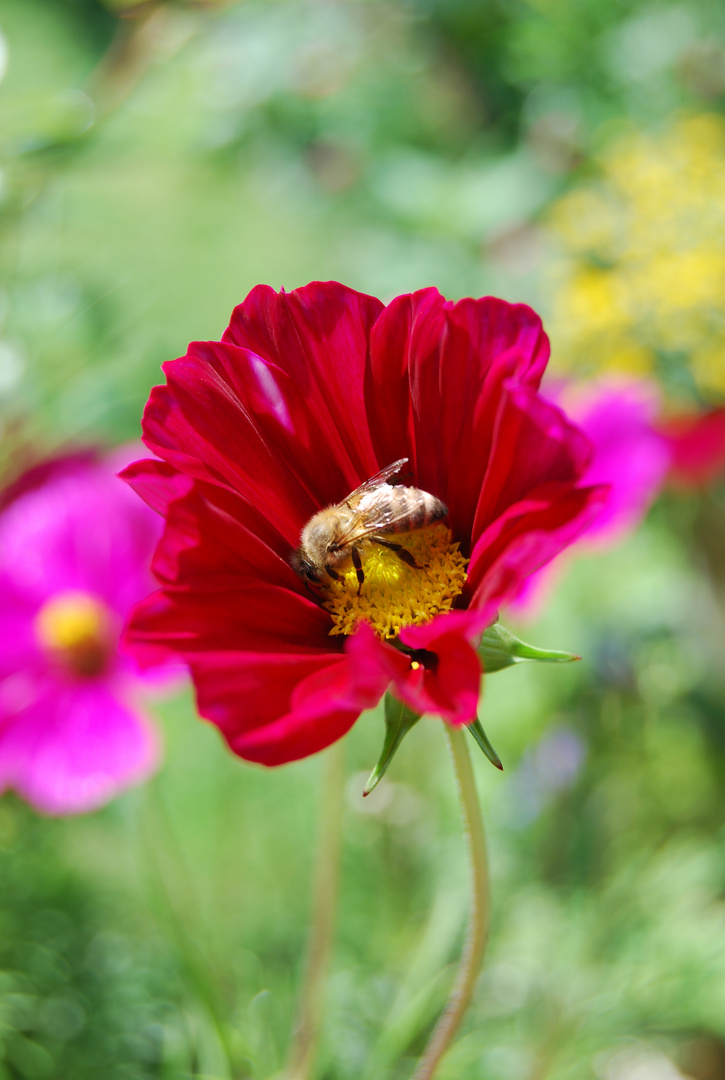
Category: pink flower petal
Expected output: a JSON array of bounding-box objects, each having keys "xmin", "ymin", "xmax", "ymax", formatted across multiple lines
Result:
[
  {"xmin": 0, "ymin": 461, "xmax": 162, "ymax": 618},
  {"xmin": 506, "ymin": 378, "xmax": 674, "ymax": 619},
  {"xmin": 0, "ymin": 603, "xmax": 43, "ymax": 676},
  {"xmin": 0, "ymin": 679, "xmax": 160, "ymax": 815},
  {"xmin": 469, "ymin": 482, "xmax": 608, "ymax": 607},
  {"xmin": 566, "ymin": 380, "xmax": 670, "ymax": 543},
  {"xmin": 473, "ymin": 382, "xmax": 593, "ymax": 541}
]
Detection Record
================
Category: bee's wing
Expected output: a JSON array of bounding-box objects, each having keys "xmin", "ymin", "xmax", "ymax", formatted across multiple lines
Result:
[
  {"xmin": 334, "ymin": 498, "xmax": 417, "ymax": 547},
  {"xmin": 345, "ymin": 458, "xmax": 409, "ymax": 501}
]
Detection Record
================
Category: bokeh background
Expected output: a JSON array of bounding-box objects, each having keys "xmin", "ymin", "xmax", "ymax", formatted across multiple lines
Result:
[{"xmin": 2, "ymin": 1, "xmax": 725, "ymax": 1078}]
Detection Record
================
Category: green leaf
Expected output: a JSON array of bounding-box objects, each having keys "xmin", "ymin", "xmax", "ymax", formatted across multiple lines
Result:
[
  {"xmin": 364, "ymin": 695, "xmax": 421, "ymax": 796},
  {"xmin": 478, "ymin": 622, "xmax": 580, "ymax": 674},
  {"xmin": 466, "ymin": 716, "xmax": 503, "ymax": 770}
]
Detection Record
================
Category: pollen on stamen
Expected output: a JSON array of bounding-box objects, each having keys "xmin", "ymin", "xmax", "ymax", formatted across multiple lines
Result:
[{"xmin": 322, "ymin": 523, "xmax": 468, "ymax": 639}]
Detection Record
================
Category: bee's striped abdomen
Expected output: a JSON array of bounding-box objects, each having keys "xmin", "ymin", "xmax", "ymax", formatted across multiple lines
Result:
[{"xmin": 385, "ymin": 486, "xmax": 448, "ymax": 534}]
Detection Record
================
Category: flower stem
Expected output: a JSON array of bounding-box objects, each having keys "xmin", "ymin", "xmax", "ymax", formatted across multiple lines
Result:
[
  {"xmin": 140, "ymin": 779, "xmax": 238, "ymax": 1074},
  {"xmin": 411, "ymin": 724, "xmax": 489, "ymax": 1080},
  {"xmin": 285, "ymin": 739, "xmax": 346, "ymax": 1080}
]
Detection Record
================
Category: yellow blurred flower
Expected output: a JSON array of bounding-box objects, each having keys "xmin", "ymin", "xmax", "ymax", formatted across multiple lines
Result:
[{"xmin": 545, "ymin": 114, "xmax": 725, "ymax": 401}]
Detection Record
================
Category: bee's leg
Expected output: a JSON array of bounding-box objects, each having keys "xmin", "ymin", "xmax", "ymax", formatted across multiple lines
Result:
[
  {"xmin": 325, "ymin": 566, "xmax": 340, "ymax": 580},
  {"xmin": 372, "ymin": 537, "xmax": 420, "ymax": 569},
  {"xmin": 351, "ymin": 546, "xmax": 365, "ymax": 594}
]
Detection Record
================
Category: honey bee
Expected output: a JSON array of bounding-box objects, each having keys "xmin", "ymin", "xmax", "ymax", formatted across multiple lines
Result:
[{"xmin": 291, "ymin": 458, "xmax": 448, "ymax": 591}]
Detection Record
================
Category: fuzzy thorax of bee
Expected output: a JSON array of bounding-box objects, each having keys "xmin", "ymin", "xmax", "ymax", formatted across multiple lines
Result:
[{"xmin": 322, "ymin": 523, "xmax": 468, "ymax": 639}]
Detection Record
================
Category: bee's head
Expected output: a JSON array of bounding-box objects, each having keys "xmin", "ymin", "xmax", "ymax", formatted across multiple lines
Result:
[{"xmin": 290, "ymin": 547, "xmax": 322, "ymax": 582}]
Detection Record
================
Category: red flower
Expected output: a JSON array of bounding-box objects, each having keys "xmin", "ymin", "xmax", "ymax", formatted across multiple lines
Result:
[{"xmin": 123, "ymin": 283, "xmax": 605, "ymax": 766}]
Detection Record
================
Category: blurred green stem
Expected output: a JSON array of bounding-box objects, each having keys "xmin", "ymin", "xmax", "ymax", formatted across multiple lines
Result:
[
  {"xmin": 88, "ymin": 4, "xmax": 187, "ymax": 122},
  {"xmin": 140, "ymin": 780, "xmax": 237, "ymax": 1075},
  {"xmin": 285, "ymin": 740, "xmax": 346, "ymax": 1080},
  {"xmin": 411, "ymin": 725, "xmax": 489, "ymax": 1080}
]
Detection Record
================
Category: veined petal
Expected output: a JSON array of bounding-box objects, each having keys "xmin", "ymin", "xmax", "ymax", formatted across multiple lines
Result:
[
  {"xmin": 124, "ymin": 281, "xmax": 602, "ymax": 767},
  {"xmin": 121, "ymin": 458, "xmax": 194, "ymax": 517},
  {"xmin": 165, "ymin": 344, "xmax": 339, "ymax": 538},
  {"xmin": 367, "ymin": 291, "xmax": 551, "ymax": 541},
  {"xmin": 147, "ymin": 282, "xmax": 387, "ymax": 536},
  {"xmin": 141, "ymin": 382, "xmax": 237, "ymax": 492},
  {"xmin": 549, "ymin": 378, "xmax": 671, "ymax": 544},
  {"xmin": 126, "ymin": 582, "xmax": 335, "ymax": 657},
  {"xmin": 223, "ymin": 281, "xmax": 384, "ymax": 486},
  {"xmin": 472, "ymin": 381, "xmax": 593, "ymax": 542},
  {"xmin": 399, "ymin": 609, "xmax": 493, "ymax": 648},
  {"xmin": 146, "ymin": 480, "xmax": 294, "ymax": 590},
  {"xmin": 345, "ymin": 621, "xmax": 413, "ymax": 691},
  {"xmin": 192, "ymin": 652, "xmax": 362, "ymax": 765},
  {"xmin": 229, "ymin": 705, "xmax": 359, "ymax": 766},
  {"xmin": 346, "ymin": 618, "xmax": 482, "ymax": 727},
  {"xmin": 469, "ymin": 483, "xmax": 609, "ymax": 612},
  {"xmin": 398, "ymin": 616, "xmax": 483, "ymax": 724}
]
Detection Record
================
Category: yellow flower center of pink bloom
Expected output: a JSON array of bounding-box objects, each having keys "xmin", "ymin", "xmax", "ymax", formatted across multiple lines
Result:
[
  {"xmin": 323, "ymin": 523, "xmax": 468, "ymax": 639},
  {"xmin": 35, "ymin": 591, "xmax": 114, "ymax": 677}
]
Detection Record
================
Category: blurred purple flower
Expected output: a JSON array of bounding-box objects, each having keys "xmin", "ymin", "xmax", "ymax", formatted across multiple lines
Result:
[{"xmin": 0, "ymin": 449, "xmax": 173, "ymax": 815}]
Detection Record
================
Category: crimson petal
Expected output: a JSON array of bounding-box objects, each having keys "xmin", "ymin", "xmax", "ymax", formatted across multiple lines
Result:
[
  {"xmin": 121, "ymin": 458, "xmax": 194, "ymax": 517},
  {"xmin": 127, "ymin": 581, "xmax": 334, "ymax": 658},
  {"xmin": 224, "ymin": 281, "xmax": 384, "ymax": 486},
  {"xmin": 367, "ymin": 291, "xmax": 551, "ymax": 542},
  {"xmin": 469, "ymin": 483, "xmax": 609, "ymax": 612},
  {"xmin": 124, "ymin": 281, "xmax": 604, "ymax": 767},
  {"xmin": 472, "ymin": 381, "xmax": 593, "ymax": 542},
  {"xmin": 187, "ymin": 651, "xmax": 357, "ymax": 765}
]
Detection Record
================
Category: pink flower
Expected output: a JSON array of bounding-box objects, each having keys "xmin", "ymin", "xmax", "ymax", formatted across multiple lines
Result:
[
  {"xmin": 123, "ymin": 282, "xmax": 605, "ymax": 767},
  {"xmin": 549, "ymin": 379, "xmax": 672, "ymax": 546},
  {"xmin": 509, "ymin": 380, "xmax": 725, "ymax": 618},
  {"xmin": 0, "ymin": 450, "xmax": 171, "ymax": 815}
]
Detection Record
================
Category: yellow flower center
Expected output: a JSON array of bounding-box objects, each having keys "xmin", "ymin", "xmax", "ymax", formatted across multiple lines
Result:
[
  {"xmin": 35, "ymin": 591, "xmax": 114, "ymax": 677},
  {"xmin": 323, "ymin": 523, "xmax": 468, "ymax": 639}
]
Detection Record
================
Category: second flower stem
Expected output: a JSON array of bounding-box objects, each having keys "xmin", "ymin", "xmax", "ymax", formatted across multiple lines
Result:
[
  {"xmin": 285, "ymin": 739, "xmax": 346, "ymax": 1080},
  {"xmin": 411, "ymin": 724, "xmax": 490, "ymax": 1080}
]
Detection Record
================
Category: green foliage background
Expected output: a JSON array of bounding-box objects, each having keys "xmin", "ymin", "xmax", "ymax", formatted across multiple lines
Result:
[{"xmin": 1, "ymin": 1, "xmax": 725, "ymax": 1078}]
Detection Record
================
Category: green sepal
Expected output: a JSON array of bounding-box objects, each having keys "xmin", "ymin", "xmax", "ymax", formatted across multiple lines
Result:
[
  {"xmin": 466, "ymin": 716, "xmax": 504, "ymax": 771},
  {"xmin": 478, "ymin": 622, "xmax": 580, "ymax": 674},
  {"xmin": 364, "ymin": 694, "xmax": 421, "ymax": 796}
]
